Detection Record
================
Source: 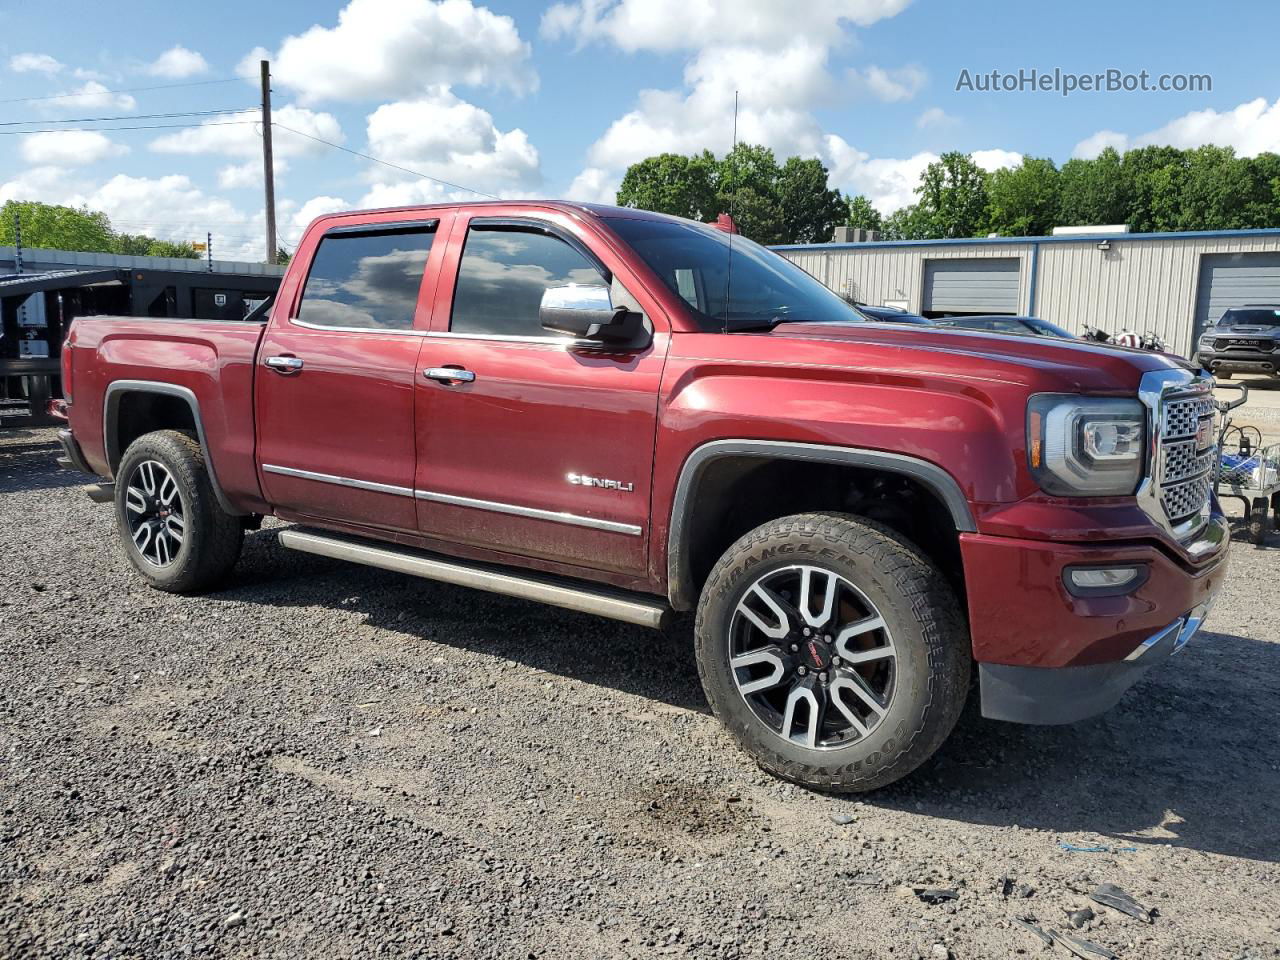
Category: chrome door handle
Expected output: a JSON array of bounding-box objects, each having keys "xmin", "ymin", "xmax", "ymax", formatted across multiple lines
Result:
[
  {"xmin": 423, "ymin": 366, "xmax": 476, "ymax": 384},
  {"xmin": 265, "ymin": 356, "xmax": 304, "ymax": 373}
]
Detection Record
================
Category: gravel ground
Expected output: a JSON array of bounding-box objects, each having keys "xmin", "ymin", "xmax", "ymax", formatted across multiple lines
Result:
[{"xmin": 2, "ymin": 425, "xmax": 1278, "ymax": 960}]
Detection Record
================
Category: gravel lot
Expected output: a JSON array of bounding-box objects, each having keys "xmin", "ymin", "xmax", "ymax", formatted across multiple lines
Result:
[{"xmin": 3, "ymin": 425, "xmax": 1278, "ymax": 960}]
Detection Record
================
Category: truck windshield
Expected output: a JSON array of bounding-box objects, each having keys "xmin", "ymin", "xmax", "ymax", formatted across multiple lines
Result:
[
  {"xmin": 1218, "ymin": 307, "xmax": 1280, "ymax": 326},
  {"xmin": 605, "ymin": 216, "xmax": 862, "ymax": 332}
]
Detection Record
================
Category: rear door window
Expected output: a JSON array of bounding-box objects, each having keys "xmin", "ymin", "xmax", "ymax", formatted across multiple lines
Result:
[{"xmin": 296, "ymin": 225, "xmax": 435, "ymax": 331}]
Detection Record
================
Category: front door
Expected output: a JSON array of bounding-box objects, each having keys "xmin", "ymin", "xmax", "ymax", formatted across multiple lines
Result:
[
  {"xmin": 256, "ymin": 217, "xmax": 443, "ymax": 532},
  {"xmin": 413, "ymin": 212, "xmax": 669, "ymax": 578}
]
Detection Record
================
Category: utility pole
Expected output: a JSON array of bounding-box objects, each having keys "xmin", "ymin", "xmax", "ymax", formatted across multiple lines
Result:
[{"xmin": 260, "ymin": 59, "xmax": 278, "ymax": 266}]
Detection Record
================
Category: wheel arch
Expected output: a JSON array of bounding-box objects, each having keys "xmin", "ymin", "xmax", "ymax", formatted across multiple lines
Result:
[
  {"xmin": 103, "ymin": 379, "xmax": 243, "ymax": 516},
  {"xmin": 666, "ymin": 440, "xmax": 977, "ymax": 611}
]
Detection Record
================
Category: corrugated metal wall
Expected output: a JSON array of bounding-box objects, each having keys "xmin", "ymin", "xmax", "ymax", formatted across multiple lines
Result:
[
  {"xmin": 1038, "ymin": 234, "xmax": 1280, "ymax": 356},
  {"xmin": 780, "ymin": 243, "xmax": 1034, "ymax": 315},
  {"xmin": 780, "ymin": 233, "xmax": 1280, "ymax": 358}
]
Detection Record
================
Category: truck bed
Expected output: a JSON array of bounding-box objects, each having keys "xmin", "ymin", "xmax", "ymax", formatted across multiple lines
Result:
[{"xmin": 64, "ymin": 316, "xmax": 268, "ymax": 513}]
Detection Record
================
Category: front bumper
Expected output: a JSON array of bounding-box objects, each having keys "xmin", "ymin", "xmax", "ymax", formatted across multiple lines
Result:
[
  {"xmin": 1198, "ymin": 349, "xmax": 1279, "ymax": 375},
  {"xmin": 963, "ymin": 513, "xmax": 1229, "ymax": 725},
  {"xmin": 979, "ymin": 601, "xmax": 1212, "ymax": 724}
]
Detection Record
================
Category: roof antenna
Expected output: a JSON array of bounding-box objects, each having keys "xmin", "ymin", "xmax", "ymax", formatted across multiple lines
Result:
[{"xmin": 721, "ymin": 89, "xmax": 739, "ymax": 333}]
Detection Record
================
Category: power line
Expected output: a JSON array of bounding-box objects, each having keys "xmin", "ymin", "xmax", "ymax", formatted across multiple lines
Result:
[
  {"xmin": 273, "ymin": 122, "xmax": 499, "ymax": 200},
  {"xmin": 0, "ymin": 107, "xmax": 256, "ymax": 128},
  {"xmin": 0, "ymin": 77, "xmax": 242, "ymax": 105},
  {"xmin": 0, "ymin": 120, "xmax": 256, "ymax": 137}
]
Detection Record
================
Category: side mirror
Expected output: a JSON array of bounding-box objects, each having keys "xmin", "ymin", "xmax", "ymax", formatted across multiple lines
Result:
[{"xmin": 539, "ymin": 284, "xmax": 644, "ymax": 345}]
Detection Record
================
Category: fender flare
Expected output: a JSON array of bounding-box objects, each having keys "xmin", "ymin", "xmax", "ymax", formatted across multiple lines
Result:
[
  {"xmin": 103, "ymin": 379, "xmax": 243, "ymax": 516},
  {"xmin": 665, "ymin": 439, "xmax": 977, "ymax": 611}
]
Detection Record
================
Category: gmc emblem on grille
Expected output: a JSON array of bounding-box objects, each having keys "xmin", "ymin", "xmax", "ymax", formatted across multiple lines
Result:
[{"xmin": 1195, "ymin": 416, "xmax": 1214, "ymax": 450}]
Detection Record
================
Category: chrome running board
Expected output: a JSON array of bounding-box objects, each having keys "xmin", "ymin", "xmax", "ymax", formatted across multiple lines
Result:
[{"xmin": 278, "ymin": 528, "xmax": 671, "ymax": 629}]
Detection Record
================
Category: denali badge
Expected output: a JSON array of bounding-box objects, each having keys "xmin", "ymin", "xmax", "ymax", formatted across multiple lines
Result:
[{"xmin": 567, "ymin": 472, "xmax": 634, "ymax": 492}]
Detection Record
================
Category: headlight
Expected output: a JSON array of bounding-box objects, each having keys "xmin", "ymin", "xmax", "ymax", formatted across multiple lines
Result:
[{"xmin": 1027, "ymin": 395, "xmax": 1146, "ymax": 496}]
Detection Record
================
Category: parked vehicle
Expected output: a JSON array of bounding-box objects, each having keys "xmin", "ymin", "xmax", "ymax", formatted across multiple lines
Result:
[
  {"xmin": 851, "ymin": 303, "xmax": 932, "ymax": 325},
  {"xmin": 933, "ymin": 315, "xmax": 1078, "ymax": 339},
  {"xmin": 55, "ymin": 202, "xmax": 1229, "ymax": 792},
  {"xmin": 1194, "ymin": 305, "xmax": 1280, "ymax": 379}
]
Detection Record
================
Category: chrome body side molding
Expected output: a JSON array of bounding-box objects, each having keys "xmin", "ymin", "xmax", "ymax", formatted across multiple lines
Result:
[
  {"xmin": 103, "ymin": 379, "xmax": 242, "ymax": 516},
  {"xmin": 262, "ymin": 464, "xmax": 643, "ymax": 536},
  {"xmin": 666, "ymin": 439, "xmax": 977, "ymax": 611},
  {"xmin": 262, "ymin": 463, "xmax": 415, "ymax": 498},
  {"xmin": 414, "ymin": 489, "xmax": 642, "ymax": 536},
  {"xmin": 278, "ymin": 528, "xmax": 668, "ymax": 628}
]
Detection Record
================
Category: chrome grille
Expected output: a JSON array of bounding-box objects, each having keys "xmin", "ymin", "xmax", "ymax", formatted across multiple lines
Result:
[
  {"xmin": 1162, "ymin": 439, "xmax": 1215, "ymax": 484},
  {"xmin": 1155, "ymin": 392, "xmax": 1216, "ymax": 525},
  {"xmin": 1161, "ymin": 395, "xmax": 1215, "ymax": 442},
  {"xmin": 1161, "ymin": 473, "xmax": 1213, "ymax": 522}
]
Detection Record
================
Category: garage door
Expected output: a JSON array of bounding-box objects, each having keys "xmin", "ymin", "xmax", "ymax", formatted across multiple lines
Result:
[
  {"xmin": 1193, "ymin": 252, "xmax": 1280, "ymax": 341},
  {"xmin": 922, "ymin": 258, "xmax": 1020, "ymax": 316}
]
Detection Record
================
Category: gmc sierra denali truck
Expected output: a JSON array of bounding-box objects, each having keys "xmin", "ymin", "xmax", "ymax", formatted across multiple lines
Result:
[{"xmin": 54, "ymin": 201, "xmax": 1229, "ymax": 792}]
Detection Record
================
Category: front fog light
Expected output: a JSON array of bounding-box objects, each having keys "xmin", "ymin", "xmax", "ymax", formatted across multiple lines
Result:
[{"xmin": 1064, "ymin": 564, "xmax": 1148, "ymax": 597}]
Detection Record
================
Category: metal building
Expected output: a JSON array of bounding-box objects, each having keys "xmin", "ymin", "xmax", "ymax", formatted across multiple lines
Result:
[{"xmin": 774, "ymin": 228, "xmax": 1280, "ymax": 358}]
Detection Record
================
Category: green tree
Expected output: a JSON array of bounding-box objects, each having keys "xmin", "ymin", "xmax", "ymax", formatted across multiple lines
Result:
[
  {"xmin": 1119, "ymin": 145, "xmax": 1185, "ymax": 232},
  {"xmin": 881, "ymin": 203, "xmax": 936, "ymax": 240},
  {"xmin": 145, "ymin": 239, "xmax": 201, "ymax": 259},
  {"xmin": 916, "ymin": 151, "xmax": 989, "ymax": 238},
  {"xmin": 616, "ymin": 151, "xmax": 718, "ymax": 221},
  {"xmin": 0, "ymin": 200, "xmax": 115, "ymax": 252},
  {"xmin": 776, "ymin": 155, "xmax": 845, "ymax": 245},
  {"xmin": 986, "ymin": 156, "xmax": 1060, "ymax": 236},
  {"xmin": 845, "ymin": 194, "xmax": 884, "ymax": 232},
  {"xmin": 1058, "ymin": 148, "xmax": 1128, "ymax": 226},
  {"xmin": 275, "ymin": 247, "xmax": 292, "ymax": 266}
]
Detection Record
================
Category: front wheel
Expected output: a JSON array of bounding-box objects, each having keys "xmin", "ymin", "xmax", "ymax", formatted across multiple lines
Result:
[
  {"xmin": 114, "ymin": 430, "xmax": 244, "ymax": 592},
  {"xmin": 695, "ymin": 513, "xmax": 970, "ymax": 793}
]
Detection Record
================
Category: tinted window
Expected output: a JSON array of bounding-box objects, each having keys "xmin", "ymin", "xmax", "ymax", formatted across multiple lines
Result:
[
  {"xmin": 451, "ymin": 226, "xmax": 605, "ymax": 337},
  {"xmin": 947, "ymin": 318, "xmax": 1026, "ymax": 333},
  {"xmin": 606, "ymin": 217, "xmax": 860, "ymax": 332},
  {"xmin": 297, "ymin": 226, "xmax": 434, "ymax": 330}
]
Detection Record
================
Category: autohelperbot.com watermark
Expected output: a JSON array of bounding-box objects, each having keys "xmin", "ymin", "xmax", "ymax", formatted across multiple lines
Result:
[{"xmin": 956, "ymin": 67, "xmax": 1212, "ymax": 97}]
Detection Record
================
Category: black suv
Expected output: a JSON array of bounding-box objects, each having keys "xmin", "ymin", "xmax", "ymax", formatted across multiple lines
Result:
[{"xmin": 1195, "ymin": 305, "xmax": 1280, "ymax": 379}]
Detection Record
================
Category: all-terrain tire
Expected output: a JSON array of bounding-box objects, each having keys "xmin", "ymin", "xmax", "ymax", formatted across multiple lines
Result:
[
  {"xmin": 114, "ymin": 430, "xmax": 243, "ymax": 592},
  {"xmin": 695, "ymin": 512, "xmax": 969, "ymax": 793}
]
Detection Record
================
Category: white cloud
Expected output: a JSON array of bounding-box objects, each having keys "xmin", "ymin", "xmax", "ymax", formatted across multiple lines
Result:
[
  {"xmin": 541, "ymin": 0, "xmax": 913, "ymax": 51},
  {"xmin": 362, "ymin": 87, "xmax": 540, "ymax": 198},
  {"xmin": 291, "ymin": 196, "xmax": 351, "ymax": 241},
  {"xmin": 45, "ymin": 81, "xmax": 137, "ymax": 112},
  {"xmin": 565, "ymin": 167, "xmax": 619, "ymax": 204},
  {"xmin": 10, "ymin": 52, "xmax": 63, "ymax": 74},
  {"xmin": 0, "ymin": 166, "xmax": 81, "ymax": 204},
  {"xmin": 0, "ymin": 167, "xmax": 267, "ymax": 261},
  {"xmin": 971, "ymin": 148, "xmax": 1022, "ymax": 172},
  {"xmin": 146, "ymin": 45, "xmax": 209, "ymax": 78},
  {"xmin": 1072, "ymin": 130, "xmax": 1128, "ymax": 159},
  {"xmin": 585, "ymin": 42, "xmax": 831, "ymax": 174},
  {"xmin": 915, "ymin": 106, "xmax": 956, "ymax": 129},
  {"xmin": 217, "ymin": 159, "xmax": 291, "ymax": 189},
  {"xmin": 20, "ymin": 131, "xmax": 127, "ymax": 167},
  {"xmin": 251, "ymin": 0, "xmax": 536, "ymax": 104},
  {"xmin": 824, "ymin": 136, "xmax": 937, "ymax": 212},
  {"xmin": 151, "ymin": 104, "xmax": 342, "ymax": 159},
  {"xmin": 1073, "ymin": 97, "xmax": 1280, "ymax": 159},
  {"xmin": 849, "ymin": 64, "xmax": 926, "ymax": 102}
]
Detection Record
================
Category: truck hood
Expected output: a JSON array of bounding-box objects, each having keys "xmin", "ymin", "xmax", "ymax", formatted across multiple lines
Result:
[
  {"xmin": 1209, "ymin": 321, "xmax": 1280, "ymax": 338},
  {"xmin": 766, "ymin": 321, "xmax": 1189, "ymax": 394}
]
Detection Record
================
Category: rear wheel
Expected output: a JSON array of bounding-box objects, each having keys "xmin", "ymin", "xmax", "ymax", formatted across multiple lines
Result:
[
  {"xmin": 695, "ymin": 513, "xmax": 969, "ymax": 792},
  {"xmin": 114, "ymin": 430, "xmax": 243, "ymax": 592}
]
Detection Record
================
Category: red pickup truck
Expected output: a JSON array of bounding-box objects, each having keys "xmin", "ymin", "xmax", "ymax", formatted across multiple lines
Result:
[{"xmin": 55, "ymin": 201, "xmax": 1229, "ymax": 792}]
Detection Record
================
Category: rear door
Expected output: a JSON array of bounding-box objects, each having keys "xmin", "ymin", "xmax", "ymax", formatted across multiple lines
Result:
[
  {"xmin": 412, "ymin": 211, "xmax": 669, "ymax": 578},
  {"xmin": 255, "ymin": 215, "xmax": 445, "ymax": 532}
]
